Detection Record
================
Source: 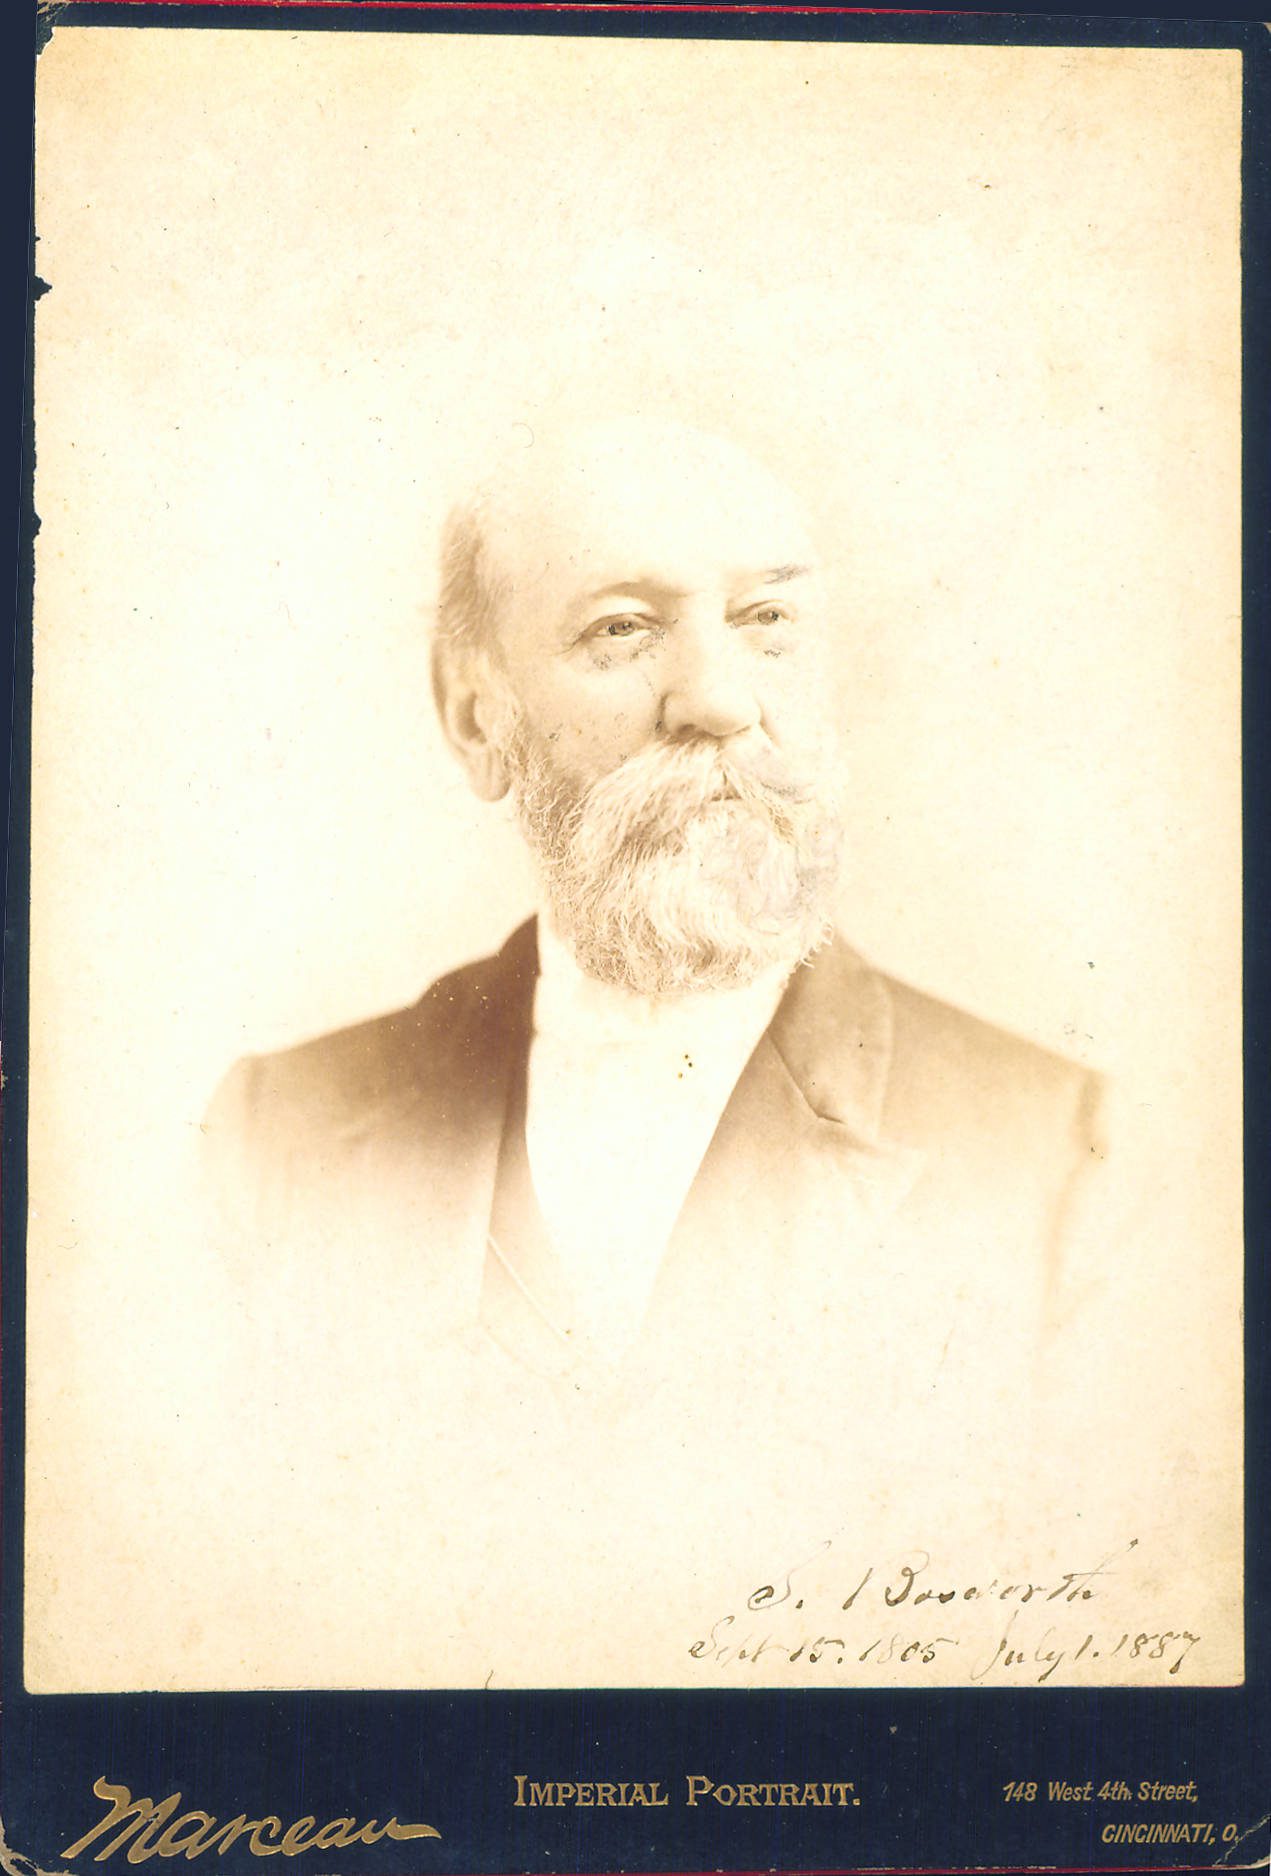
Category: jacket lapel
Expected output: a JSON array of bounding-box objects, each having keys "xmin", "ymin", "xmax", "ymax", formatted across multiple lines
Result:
[
  {"xmin": 636, "ymin": 936, "xmax": 926, "ymax": 1368},
  {"xmin": 766, "ymin": 932, "xmax": 927, "ymax": 1221},
  {"xmin": 685, "ymin": 932, "xmax": 925, "ymax": 1230}
]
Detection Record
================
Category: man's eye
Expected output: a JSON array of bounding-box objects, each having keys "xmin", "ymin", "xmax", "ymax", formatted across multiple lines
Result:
[
  {"xmin": 589, "ymin": 615, "xmax": 651, "ymax": 642},
  {"xmin": 745, "ymin": 604, "xmax": 791, "ymax": 628}
]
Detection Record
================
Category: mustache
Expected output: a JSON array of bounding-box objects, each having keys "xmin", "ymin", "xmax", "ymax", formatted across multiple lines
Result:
[{"xmin": 556, "ymin": 737, "xmax": 824, "ymax": 856}]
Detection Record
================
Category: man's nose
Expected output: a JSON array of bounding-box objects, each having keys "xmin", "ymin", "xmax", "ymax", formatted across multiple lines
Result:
[{"xmin": 659, "ymin": 620, "xmax": 762, "ymax": 742}]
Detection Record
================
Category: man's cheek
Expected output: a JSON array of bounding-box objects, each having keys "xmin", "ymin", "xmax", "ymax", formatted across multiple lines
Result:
[
  {"xmin": 765, "ymin": 688, "xmax": 835, "ymax": 765},
  {"xmin": 561, "ymin": 716, "xmax": 650, "ymax": 777}
]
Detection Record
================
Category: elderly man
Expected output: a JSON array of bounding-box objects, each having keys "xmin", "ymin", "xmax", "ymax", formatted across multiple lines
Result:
[
  {"xmin": 196, "ymin": 417, "xmax": 1130, "ymax": 1686},
  {"xmin": 209, "ymin": 417, "xmax": 1103, "ymax": 1430}
]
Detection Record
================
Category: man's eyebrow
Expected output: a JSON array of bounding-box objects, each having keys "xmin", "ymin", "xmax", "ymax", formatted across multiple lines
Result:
[
  {"xmin": 574, "ymin": 565, "xmax": 815, "ymax": 606},
  {"xmin": 578, "ymin": 578, "xmax": 671, "ymax": 604},
  {"xmin": 758, "ymin": 563, "xmax": 813, "ymax": 585}
]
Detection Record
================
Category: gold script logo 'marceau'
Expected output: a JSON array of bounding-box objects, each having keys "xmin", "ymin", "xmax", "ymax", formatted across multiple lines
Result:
[{"xmin": 62, "ymin": 1778, "xmax": 441, "ymax": 1863}]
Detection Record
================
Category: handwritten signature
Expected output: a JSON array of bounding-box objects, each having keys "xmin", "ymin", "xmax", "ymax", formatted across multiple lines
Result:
[{"xmin": 689, "ymin": 1538, "xmax": 1202, "ymax": 1682}]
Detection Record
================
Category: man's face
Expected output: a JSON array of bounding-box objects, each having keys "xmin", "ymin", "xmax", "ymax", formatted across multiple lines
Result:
[
  {"xmin": 488, "ymin": 423, "xmax": 833, "ymax": 791},
  {"xmin": 472, "ymin": 421, "xmax": 843, "ymax": 993}
]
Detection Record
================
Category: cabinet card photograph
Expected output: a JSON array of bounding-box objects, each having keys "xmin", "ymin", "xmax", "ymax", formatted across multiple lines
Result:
[{"xmin": 26, "ymin": 22, "xmax": 1243, "ymax": 1694}]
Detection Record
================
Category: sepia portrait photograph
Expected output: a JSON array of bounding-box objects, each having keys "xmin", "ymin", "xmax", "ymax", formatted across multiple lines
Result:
[{"xmin": 23, "ymin": 19, "xmax": 1243, "ymax": 1697}]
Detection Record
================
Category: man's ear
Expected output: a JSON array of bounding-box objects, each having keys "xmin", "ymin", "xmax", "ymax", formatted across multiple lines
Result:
[{"xmin": 430, "ymin": 637, "xmax": 513, "ymax": 802}]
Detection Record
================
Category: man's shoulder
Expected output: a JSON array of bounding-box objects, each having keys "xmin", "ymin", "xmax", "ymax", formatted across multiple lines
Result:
[
  {"xmin": 884, "ymin": 967, "xmax": 1093, "ymax": 1090},
  {"xmin": 207, "ymin": 924, "xmax": 536, "ymax": 1149},
  {"xmin": 872, "ymin": 960, "xmax": 1103, "ymax": 1155}
]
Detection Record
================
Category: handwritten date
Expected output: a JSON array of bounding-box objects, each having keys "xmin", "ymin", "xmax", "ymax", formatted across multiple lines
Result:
[{"xmin": 688, "ymin": 1538, "xmax": 1202, "ymax": 1682}]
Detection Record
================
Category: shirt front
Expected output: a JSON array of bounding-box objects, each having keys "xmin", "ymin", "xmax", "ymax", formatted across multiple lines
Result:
[{"xmin": 523, "ymin": 920, "xmax": 790, "ymax": 1349}]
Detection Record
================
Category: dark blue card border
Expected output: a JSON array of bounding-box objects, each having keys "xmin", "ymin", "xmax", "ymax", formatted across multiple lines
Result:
[{"xmin": 3, "ymin": 7, "xmax": 1267, "ymax": 1872}]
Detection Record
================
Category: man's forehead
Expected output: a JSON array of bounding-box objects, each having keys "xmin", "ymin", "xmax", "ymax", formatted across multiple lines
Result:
[{"xmin": 479, "ymin": 419, "xmax": 817, "ymax": 593}]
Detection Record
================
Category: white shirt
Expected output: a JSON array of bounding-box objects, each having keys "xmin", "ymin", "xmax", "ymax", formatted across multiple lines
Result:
[{"xmin": 524, "ymin": 921, "xmax": 789, "ymax": 1348}]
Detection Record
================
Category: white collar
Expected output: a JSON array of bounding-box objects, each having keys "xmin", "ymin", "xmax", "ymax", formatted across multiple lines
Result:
[{"xmin": 532, "ymin": 915, "xmax": 792, "ymax": 1055}]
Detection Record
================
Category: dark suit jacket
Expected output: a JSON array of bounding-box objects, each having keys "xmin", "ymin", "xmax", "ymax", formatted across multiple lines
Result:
[{"xmin": 207, "ymin": 920, "xmax": 1105, "ymax": 1439}]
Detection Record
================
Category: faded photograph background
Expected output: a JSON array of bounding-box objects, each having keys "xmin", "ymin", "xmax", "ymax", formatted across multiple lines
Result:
[{"xmin": 27, "ymin": 30, "xmax": 1242, "ymax": 1688}]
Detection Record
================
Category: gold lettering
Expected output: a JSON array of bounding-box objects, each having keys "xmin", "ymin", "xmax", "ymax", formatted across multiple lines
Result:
[
  {"xmin": 63, "ymin": 1780, "xmax": 439, "ymax": 1862},
  {"xmin": 246, "ymin": 1819, "xmax": 284, "ymax": 1857},
  {"xmin": 306, "ymin": 1821, "xmax": 356, "ymax": 1851},
  {"xmin": 278, "ymin": 1820, "xmax": 318, "ymax": 1857},
  {"xmin": 200, "ymin": 1818, "xmax": 253, "ymax": 1858},
  {"xmin": 685, "ymin": 1777, "xmax": 712, "ymax": 1807},
  {"xmin": 155, "ymin": 1815, "xmax": 216, "ymax": 1859},
  {"xmin": 514, "ymin": 1777, "xmax": 527, "ymax": 1808},
  {"xmin": 63, "ymin": 1780, "xmax": 182, "ymax": 1864}
]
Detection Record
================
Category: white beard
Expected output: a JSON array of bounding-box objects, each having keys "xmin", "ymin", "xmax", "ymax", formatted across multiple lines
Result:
[{"xmin": 500, "ymin": 728, "xmax": 843, "ymax": 996}]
